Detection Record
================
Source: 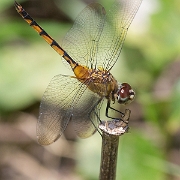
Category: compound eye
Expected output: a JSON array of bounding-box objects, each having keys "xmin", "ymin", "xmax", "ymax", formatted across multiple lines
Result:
[{"xmin": 117, "ymin": 83, "xmax": 135, "ymax": 105}]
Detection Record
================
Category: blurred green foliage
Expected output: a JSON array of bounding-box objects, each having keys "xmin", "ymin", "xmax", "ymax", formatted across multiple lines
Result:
[{"xmin": 0, "ymin": 0, "xmax": 180, "ymax": 180}]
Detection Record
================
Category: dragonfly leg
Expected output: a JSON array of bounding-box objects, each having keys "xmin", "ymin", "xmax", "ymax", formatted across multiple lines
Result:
[
  {"xmin": 91, "ymin": 108, "xmax": 103, "ymax": 137},
  {"xmin": 88, "ymin": 98, "xmax": 104, "ymax": 137},
  {"xmin": 105, "ymin": 100, "xmax": 127, "ymax": 123}
]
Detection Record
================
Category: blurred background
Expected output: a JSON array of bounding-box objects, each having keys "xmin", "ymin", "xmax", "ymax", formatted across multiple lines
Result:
[{"xmin": 0, "ymin": 0, "xmax": 180, "ymax": 179}]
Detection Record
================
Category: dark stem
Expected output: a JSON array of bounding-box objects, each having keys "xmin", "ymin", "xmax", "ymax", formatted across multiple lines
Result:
[
  {"xmin": 99, "ymin": 132, "xmax": 119, "ymax": 180},
  {"xmin": 99, "ymin": 109, "xmax": 131, "ymax": 180}
]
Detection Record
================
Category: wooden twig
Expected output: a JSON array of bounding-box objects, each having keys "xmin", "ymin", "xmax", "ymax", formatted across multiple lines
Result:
[{"xmin": 99, "ymin": 109, "xmax": 131, "ymax": 180}]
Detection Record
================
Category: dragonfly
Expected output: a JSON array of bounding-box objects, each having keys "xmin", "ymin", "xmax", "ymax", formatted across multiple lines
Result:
[{"xmin": 15, "ymin": 0, "xmax": 142, "ymax": 145}]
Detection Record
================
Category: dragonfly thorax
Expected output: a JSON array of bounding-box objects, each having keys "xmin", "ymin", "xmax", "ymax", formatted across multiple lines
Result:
[{"xmin": 83, "ymin": 68, "xmax": 118, "ymax": 98}]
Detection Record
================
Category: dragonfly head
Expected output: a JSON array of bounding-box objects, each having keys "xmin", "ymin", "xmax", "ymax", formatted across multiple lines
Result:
[{"xmin": 116, "ymin": 83, "xmax": 135, "ymax": 105}]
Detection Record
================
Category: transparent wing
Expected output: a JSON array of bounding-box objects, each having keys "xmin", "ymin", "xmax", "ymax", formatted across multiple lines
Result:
[
  {"xmin": 37, "ymin": 74, "xmax": 81, "ymax": 145},
  {"xmin": 71, "ymin": 87, "xmax": 104, "ymax": 138},
  {"xmin": 61, "ymin": 3, "xmax": 106, "ymax": 69},
  {"xmin": 100, "ymin": 0, "xmax": 143, "ymax": 70},
  {"xmin": 37, "ymin": 74, "xmax": 102, "ymax": 145},
  {"xmin": 61, "ymin": 0, "xmax": 142, "ymax": 70}
]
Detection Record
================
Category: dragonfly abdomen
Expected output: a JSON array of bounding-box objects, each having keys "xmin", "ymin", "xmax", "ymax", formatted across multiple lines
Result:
[{"xmin": 15, "ymin": 1, "xmax": 78, "ymax": 70}]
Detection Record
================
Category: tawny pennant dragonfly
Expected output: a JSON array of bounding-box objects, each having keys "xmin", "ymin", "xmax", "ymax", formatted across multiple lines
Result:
[{"xmin": 15, "ymin": 0, "xmax": 142, "ymax": 145}]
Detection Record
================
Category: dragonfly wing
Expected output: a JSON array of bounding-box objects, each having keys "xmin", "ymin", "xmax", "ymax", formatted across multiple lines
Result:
[
  {"xmin": 62, "ymin": 3, "xmax": 106, "ymax": 69},
  {"xmin": 99, "ymin": 0, "xmax": 143, "ymax": 70},
  {"xmin": 37, "ymin": 74, "xmax": 87, "ymax": 145},
  {"xmin": 61, "ymin": 0, "xmax": 142, "ymax": 70},
  {"xmin": 71, "ymin": 87, "xmax": 103, "ymax": 138},
  {"xmin": 37, "ymin": 74, "xmax": 103, "ymax": 144}
]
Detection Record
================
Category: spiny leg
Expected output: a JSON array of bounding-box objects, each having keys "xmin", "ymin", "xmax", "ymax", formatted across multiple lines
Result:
[
  {"xmin": 90, "ymin": 99, "xmax": 104, "ymax": 137},
  {"xmin": 105, "ymin": 100, "xmax": 127, "ymax": 123},
  {"xmin": 91, "ymin": 111, "xmax": 102, "ymax": 137}
]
